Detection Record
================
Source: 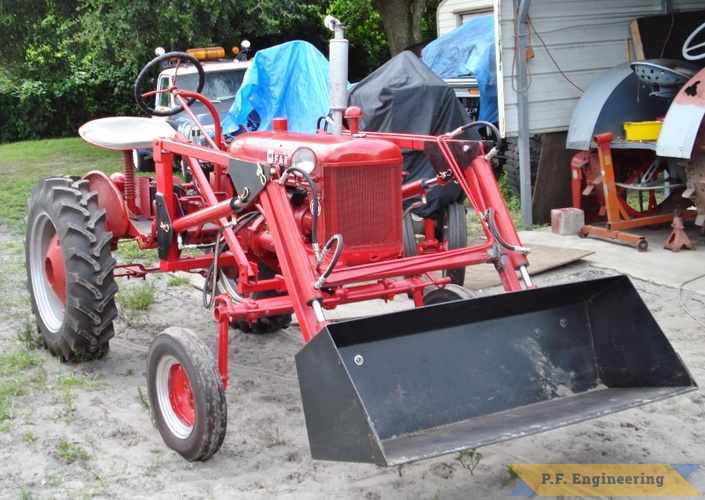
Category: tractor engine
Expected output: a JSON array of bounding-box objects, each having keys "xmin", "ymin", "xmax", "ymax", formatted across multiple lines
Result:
[{"xmin": 228, "ymin": 123, "xmax": 405, "ymax": 266}]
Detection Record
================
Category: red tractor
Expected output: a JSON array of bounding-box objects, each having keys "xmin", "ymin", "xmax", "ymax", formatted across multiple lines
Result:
[{"xmin": 24, "ymin": 19, "xmax": 695, "ymax": 466}]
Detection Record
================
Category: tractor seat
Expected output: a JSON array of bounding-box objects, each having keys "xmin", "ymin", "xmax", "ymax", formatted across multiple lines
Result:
[
  {"xmin": 79, "ymin": 116, "xmax": 177, "ymax": 151},
  {"xmin": 630, "ymin": 59, "xmax": 700, "ymax": 98}
]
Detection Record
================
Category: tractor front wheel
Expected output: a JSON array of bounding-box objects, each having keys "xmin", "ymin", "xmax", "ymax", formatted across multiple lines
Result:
[
  {"xmin": 423, "ymin": 284, "xmax": 476, "ymax": 305},
  {"xmin": 147, "ymin": 327, "xmax": 227, "ymax": 461},
  {"xmin": 440, "ymin": 201, "xmax": 467, "ymax": 286},
  {"xmin": 25, "ymin": 176, "xmax": 118, "ymax": 361}
]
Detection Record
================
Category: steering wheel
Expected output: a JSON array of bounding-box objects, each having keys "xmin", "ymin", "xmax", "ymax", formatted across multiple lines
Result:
[
  {"xmin": 683, "ymin": 22, "xmax": 705, "ymax": 61},
  {"xmin": 134, "ymin": 52, "xmax": 205, "ymax": 117}
]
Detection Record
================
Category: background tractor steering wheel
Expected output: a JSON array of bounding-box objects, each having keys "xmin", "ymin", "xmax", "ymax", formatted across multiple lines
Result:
[
  {"xmin": 683, "ymin": 22, "xmax": 705, "ymax": 61},
  {"xmin": 134, "ymin": 51, "xmax": 205, "ymax": 117}
]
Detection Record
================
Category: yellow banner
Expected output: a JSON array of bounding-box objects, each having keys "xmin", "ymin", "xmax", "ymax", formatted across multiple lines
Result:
[{"xmin": 509, "ymin": 464, "xmax": 699, "ymax": 496}]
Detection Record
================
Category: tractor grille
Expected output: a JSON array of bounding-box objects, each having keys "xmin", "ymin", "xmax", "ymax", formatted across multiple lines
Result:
[{"xmin": 321, "ymin": 161, "xmax": 403, "ymax": 263}]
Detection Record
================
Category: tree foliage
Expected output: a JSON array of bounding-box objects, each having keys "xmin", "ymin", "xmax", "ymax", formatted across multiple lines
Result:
[
  {"xmin": 329, "ymin": 0, "xmax": 390, "ymax": 80},
  {"xmin": 0, "ymin": 0, "xmax": 438, "ymax": 142}
]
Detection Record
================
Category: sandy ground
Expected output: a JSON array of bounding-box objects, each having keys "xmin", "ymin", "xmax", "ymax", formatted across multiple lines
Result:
[{"xmin": 1, "ymin": 226, "xmax": 704, "ymax": 499}]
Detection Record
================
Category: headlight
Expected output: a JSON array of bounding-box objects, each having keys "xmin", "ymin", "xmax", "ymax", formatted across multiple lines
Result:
[{"xmin": 291, "ymin": 148, "xmax": 317, "ymax": 174}]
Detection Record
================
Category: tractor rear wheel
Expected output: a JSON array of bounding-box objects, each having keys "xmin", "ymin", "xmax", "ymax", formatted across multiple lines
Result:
[
  {"xmin": 25, "ymin": 176, "xmax": 118, "ymax": 361},
  {"xmin": 147, "ymin": 327, "xmax": 227, "ymax": 461}
]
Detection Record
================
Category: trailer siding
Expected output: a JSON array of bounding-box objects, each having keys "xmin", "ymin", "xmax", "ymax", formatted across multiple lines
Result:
[{"xmin": 438, "ymin": 0, "xmax": 704, "ymax": 136}]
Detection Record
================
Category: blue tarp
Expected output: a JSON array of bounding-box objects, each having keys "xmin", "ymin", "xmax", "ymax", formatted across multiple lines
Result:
[
  {"xmin": 221, "ymin": 41, "xmax": 331, "ymax": 135},
  {"xmin": 422, "ymin": 16, "xmax": 498, "ymax": 123}
]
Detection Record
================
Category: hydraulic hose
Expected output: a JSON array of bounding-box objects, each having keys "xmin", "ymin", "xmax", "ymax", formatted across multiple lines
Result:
[
  {"xmin": 202, "ymin": 211, "xmax": 260, "ymax": 308},
  {"xmin": 486, "ymin": 207, "xmax": 531, "ymax": 254},
  {"xmin": 279, "ymin": 166, "xmax": 321, "ymax": 260},
  {"xmin": 314, "ymin": 234, "xmax": 344, "ymax": 289}
]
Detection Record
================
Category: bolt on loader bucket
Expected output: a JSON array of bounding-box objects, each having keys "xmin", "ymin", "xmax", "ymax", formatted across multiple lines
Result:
[{"xmin": 295, "ymin": 275, "xmax": 696, "ymax": 466}]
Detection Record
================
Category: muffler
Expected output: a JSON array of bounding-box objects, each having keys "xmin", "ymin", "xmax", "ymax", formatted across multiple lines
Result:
[{"xmin": 295, "ymin": 275, "xmax": 696, "ymax": 466}]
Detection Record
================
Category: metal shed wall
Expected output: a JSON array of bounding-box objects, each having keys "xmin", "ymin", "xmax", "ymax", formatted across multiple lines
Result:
[{"xmin": 498, "ymin": 0, "xmax": 704, "ymax": 136}]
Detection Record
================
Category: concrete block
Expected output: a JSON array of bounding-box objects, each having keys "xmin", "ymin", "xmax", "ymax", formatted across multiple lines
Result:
[{"xmin": 551, "ymin": 208, "xmax": 584, "ymax": 235}]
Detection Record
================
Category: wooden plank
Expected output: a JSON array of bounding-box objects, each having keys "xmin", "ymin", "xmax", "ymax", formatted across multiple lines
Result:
[
  {"xmin": 630, "ymin": 19, "xmax": 646, "ymax": 60},
  {"xmin": 531, "ymin": 131, "xmax": 576, "ymax": 225}
]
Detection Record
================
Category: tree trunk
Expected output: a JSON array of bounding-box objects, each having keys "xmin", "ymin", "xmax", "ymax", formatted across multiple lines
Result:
[{"xmin": 375, "ymin": 0, "xmax": 429, "ymax": 56}]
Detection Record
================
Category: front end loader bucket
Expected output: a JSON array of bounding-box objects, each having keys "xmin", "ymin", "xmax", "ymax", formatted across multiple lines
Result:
[{"xmin": 295, "ymin": 275, "xmax": 696, "ymax": 466}]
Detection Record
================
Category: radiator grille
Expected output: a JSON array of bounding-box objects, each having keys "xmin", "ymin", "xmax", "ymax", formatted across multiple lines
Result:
[{"xmin": 321, "ymin": 162, "xmax": 403, "ymax": 257}]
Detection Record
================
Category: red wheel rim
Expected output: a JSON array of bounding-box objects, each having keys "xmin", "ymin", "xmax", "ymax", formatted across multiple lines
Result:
[
  {"xmin": 45, "ymin": 234, "xmax": 67, "ymax": 305},
  {"xmin": 168, "ymin": 364, "xmax": 195, "ymax": 427}
]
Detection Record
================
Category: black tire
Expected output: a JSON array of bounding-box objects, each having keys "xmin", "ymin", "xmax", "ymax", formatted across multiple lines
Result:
[
  {"xmin": 423, "ymin": 283, "xmax": 476, "ymax": 306},
  {"xmin": 133, "ymin": 149, "xmax": 155, "ymax": 173},
  {"xmin": 503, "ymin": 135, "xmax": 543, "ymax": 197},
  {"xmin": 402, "ymin": 212, "xmax": 418, "ymax": 257},
  {"xmin": 440, "ymin": 202, "xmax": 467, "ymax": 286},
  {"xmin": 25, "ymin": 176, "xmax": 118, "ymax": 361},
  {"xmin": 218, "ymin": 263, "xmax": 292, "ymax": 333},
  {"xmin": 147, "ymin": 327, "xmax": 227, "ymax": 462}
]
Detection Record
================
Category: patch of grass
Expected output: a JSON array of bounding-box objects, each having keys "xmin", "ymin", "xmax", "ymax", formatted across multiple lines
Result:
[
  {"xmin": 21, "ymin": 429, "xmax": 37, "ymax": 443},
  {"xmin": 116, "ymin": 281, "xmax": 156, "ymax": 311},
  {"xmin": 0, "ymin": 329, "xmax": 47, "ymax": 425},
  {"xmin": 16, "ymin": 320, "xmax": 44, "ymax": 351},
  {"xmin": 466, "ymin": 172, "xmax": 524, "ymax": 237},
  {"xmin": 56, "ymin": 439, "xmax": 92, "ymax": 463},
  {"xmin": 0, "ymin": 349, "xmax": 40, "ymax": 377},
  {"xmin": 51, "ymin": 389, "xmax": 76, "ymax": 422},
  {"xmin": 114, "ymin": 240, "xmax": 159, "ymax": 267},
  {"xmin": 166, "ymin": 274, "xmax": 191, "ymax": 287},
  {"xmin": 0, "ymin": 378, "xmax": 24, "ymax": 422},
  {"xmin": 44, "ymin": 475, "xmax": 60, "ymax": 487},
  {"xmin": 0, "ymin": 138, "xmax": 122, "ymax": 235},
  {"xmin": 55, "ymin": 372, "xmax": 107, "ymax": 391},
  {"xmin": 48, "ymin": 372, "xmax": 106, "ymax": 423},
  {"xmin": 497, "ymin": 172, "xmax": 522, "ymax": 227}
]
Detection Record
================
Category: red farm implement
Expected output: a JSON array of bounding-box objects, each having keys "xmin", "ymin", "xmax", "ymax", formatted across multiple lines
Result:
[{"xmin": 24, "ymin": 18, "xmax": 695, "ymax": 465}]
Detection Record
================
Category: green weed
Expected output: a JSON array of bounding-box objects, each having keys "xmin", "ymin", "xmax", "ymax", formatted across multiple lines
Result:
[
  {"xmin": 55, "ymin": 372, "xmax": 106, "ymax": 391},
  {"xmin": 166, "ymin": 274, "xmax": 191, "ymax": 287},
  {"xmin": 117, "ymin": 281, "xmax": 156, "ymax": 311},
  {"xmin": 136, "ymin": 386, "xmax": 154, "ymax": 426},
  {"xmin": 56, "ymin": 439, "xmax": 92, "ymax": 463},
  {"xmin": 457, "ymin": 448, "xmax": 483, "ymax": 475},
  {"xmin": 0, "ymin": 378, "xmax": 25, "ymax": 422},
  {"xmin": 503, "ymin": 465, "xmax": 520, "ymax": 486},
  {"xmin": 0, "ymin": 349, "xmax": 40, "ymax": 376},
  {"xmin": 114, "ymin": 240, "xmax": 158, "ymax": 267},
  {"xmin": 21, "ymin": 429, "xmax": 36, "ymax": 443},
  {"xmin": 16, "ymin": 320, "xmax": 44, "ymax": 351}
]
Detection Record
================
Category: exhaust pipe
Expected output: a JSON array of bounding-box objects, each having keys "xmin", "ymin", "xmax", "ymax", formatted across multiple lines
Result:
[{"xmin": 325, "ymin": 16, "xmax": 348, "ymax": 136}]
